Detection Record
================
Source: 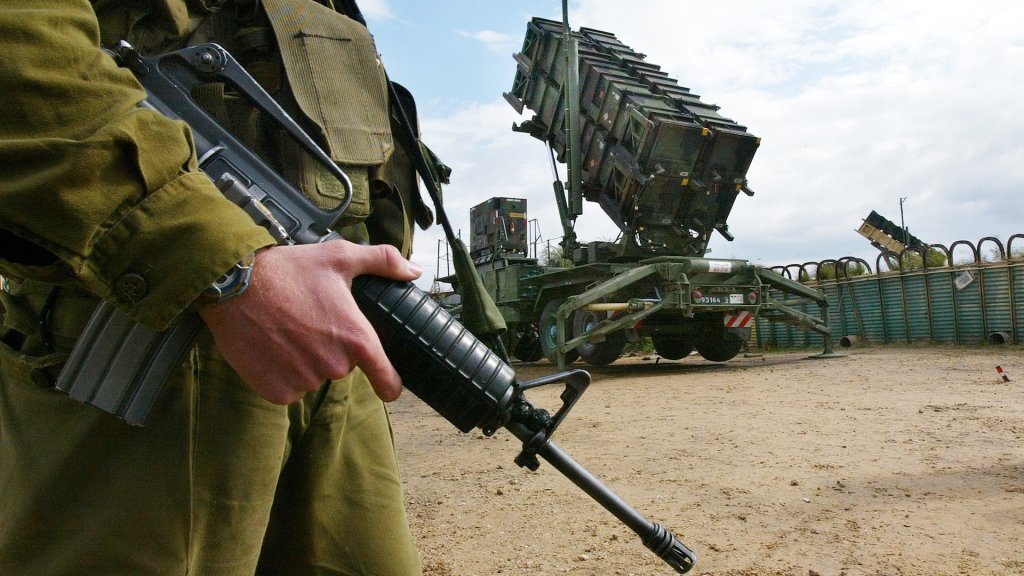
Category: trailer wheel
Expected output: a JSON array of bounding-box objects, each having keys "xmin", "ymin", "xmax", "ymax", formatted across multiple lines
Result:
[
  {"xmin": 512, "ymin": 328, "xmax": 544, "ymax": 362},
  {"xmin": 696, "ymin": 332, "xmax": 744, "ymax": 362},
  {"xmin": 651, "ymin": 335, "xmax": 693, "ymax": 360},
  {"xmin": 539, "ymin": 300, "xmax": 579, "ymax": 365},
  {"xmin": 572, "ymin": 309, "xmax": 625, "ymax": 365}
]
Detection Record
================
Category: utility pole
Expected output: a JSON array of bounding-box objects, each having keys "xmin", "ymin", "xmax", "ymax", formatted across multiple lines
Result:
[{"xmin": 899, "ymin": 196, "xmax": 908, "ymax": 246}]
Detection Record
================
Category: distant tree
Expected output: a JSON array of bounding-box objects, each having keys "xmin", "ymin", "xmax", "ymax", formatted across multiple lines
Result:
[
  {"xmin": 816, "ymin": 261, "xmax": 870, "ymax": 280},
  {"xmin": 900, "ymin": 248, "xmax": 947, "ymax": 270},
  {"xmin": 816, "ymin": 264, "xmax": 835, "ymax": 281},
  {"xmin": 982, "ymin": 244, "xmax": 1024, "ymax": 262},
  {"xmin": 848, "ymin": 261, "xmax": 870, "ymax": 276},
  {"xmin": 926, "ymin": 248, "xmax": 948, "ymax": 268},
  {"xmin": 542, "ymin": 243, "xmax": 573, "ymax": 267}
]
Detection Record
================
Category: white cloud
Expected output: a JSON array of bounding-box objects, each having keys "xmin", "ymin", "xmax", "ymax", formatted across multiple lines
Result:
[
  {"xmin": 457, "ymin": 29, "xmax": 519, "ymax": 55},
  {"xmin": 358, "ymin": 0, "xmax": 394, "ymax": 21}
]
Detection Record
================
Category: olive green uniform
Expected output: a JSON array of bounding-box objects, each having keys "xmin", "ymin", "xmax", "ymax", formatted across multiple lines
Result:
[{"xmin": 0, "ymin": 0, "xmax": 425, "ymax": 574}]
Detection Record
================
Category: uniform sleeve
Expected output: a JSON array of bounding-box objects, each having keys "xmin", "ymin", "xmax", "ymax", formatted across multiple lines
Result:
[{"xmin": 0, "ymin": 0, "xmax": 276, "ymax": 329}]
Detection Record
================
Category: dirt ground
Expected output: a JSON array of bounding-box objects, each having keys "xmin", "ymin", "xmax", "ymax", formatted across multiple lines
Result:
[{"xmin": 389, "ymin": 345, "xmax": 1024, "ymax": 576}]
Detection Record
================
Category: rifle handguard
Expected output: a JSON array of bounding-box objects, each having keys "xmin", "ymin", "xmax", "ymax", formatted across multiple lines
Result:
[{"xmin": 352, "ymin": 275, "xmax": 516, "ymax": 433}]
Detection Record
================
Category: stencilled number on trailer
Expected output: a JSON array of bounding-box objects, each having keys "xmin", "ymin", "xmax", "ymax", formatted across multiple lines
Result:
[
  {"xmin": 696, "ymin": 296, "xmax": 724, "ymax": 304},
  {"xmin": 696, "ymin": 294, "xmax": 745, "ymax": 305}
]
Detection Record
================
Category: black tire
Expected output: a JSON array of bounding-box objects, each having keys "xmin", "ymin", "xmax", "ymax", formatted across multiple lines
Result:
[
  {"xmin": 572, "ymin": 309, "xmax": 625, "ymax": 365},
  {"xmin": 651, "ymin": 335, "xmax": 693, "ymax": 360},
  {"xmin": 512, "ymin": 328, "xmax": 544, "ymax": 362},
  {"xmin": 539, "ymin": 299, "xmax": 579, "ymax": 365},
  {"xmin": 696, "ymin": 333, "xmax": 744, "ymax": 362}
]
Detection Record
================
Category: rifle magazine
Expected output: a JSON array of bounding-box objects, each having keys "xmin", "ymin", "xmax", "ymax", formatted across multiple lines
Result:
[{"xmin": 55, "ymin": 301, "xmax": 204, "ymax": 426}]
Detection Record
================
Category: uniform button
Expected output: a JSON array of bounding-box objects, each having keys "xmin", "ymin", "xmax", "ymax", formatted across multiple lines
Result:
[{"xmin": 114, "ymin": 274, "xmax": 148, "ymax": 303}]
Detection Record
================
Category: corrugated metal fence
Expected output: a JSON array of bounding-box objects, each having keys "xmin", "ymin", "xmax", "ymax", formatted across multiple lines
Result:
[{"xmin": 755, "ymin": 234, "xmax": 1024, "ymax": 348}]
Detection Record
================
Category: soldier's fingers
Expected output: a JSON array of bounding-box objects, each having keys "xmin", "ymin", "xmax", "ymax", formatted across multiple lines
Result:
[
  {"xmin": 341, "ymin": 243, "xmax": 421, "ymax": 281},
  {"xmin": 344, "ymin": 316, "xmax": 403, "ymax": 402}
]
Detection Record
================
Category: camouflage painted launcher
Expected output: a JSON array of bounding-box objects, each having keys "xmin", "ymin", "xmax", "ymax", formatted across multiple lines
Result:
[
  {"xmin": 469, "ymin": 197, "xmax": 530, "ymax": 259},
  {"xmin": 504, "ymin": 17, "xmax": 760, "ymax": 257}
]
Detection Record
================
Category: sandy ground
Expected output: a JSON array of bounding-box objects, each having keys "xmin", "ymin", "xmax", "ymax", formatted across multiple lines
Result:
[{"xmin": 389, "ymin": 345, "xmax": 1024, "ymax": 576}]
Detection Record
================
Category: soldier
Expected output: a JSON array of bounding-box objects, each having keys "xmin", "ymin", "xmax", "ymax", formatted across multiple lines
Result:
[{"xmin": 0, "ymin": 1, "xmax": 433, "ymax": 574}]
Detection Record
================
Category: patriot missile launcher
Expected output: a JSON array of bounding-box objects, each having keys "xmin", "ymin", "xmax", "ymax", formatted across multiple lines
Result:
[{"xmin": 443, "ymin": 17, "xmax": 833, "ymax": 367}]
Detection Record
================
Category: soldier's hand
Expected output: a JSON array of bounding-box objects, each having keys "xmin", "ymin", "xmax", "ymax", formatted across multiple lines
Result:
[{"xmin": 199, "ymin": 241, "xmax": 422, "ymax": 404}]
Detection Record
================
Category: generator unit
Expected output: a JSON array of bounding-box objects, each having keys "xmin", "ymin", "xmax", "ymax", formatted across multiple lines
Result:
[{"xmin": 470, "ymin": 197, "xmax": 530, "ymax": 259}]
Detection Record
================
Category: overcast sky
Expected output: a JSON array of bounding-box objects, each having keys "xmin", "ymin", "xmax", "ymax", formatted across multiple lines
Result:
[{"xmin": 362, "ymin": 0, "xmax": 1023, "ymax": 289}]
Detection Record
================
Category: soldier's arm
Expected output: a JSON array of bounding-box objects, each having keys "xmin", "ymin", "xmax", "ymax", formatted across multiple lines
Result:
[{"xmin": 0, "ymin": 0, "xmax": 274, "ymax": 330}]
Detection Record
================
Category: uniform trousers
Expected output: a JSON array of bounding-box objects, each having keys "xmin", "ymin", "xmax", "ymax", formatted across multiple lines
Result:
[{"xmin": 0, "ymin": 282, "xmax": 422, "ymax": 575}]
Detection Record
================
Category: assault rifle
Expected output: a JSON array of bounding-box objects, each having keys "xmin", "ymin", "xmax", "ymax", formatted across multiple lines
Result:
[{"xmin": 55, "ymin": 42, "xmax": 696, "ymax": 573}]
